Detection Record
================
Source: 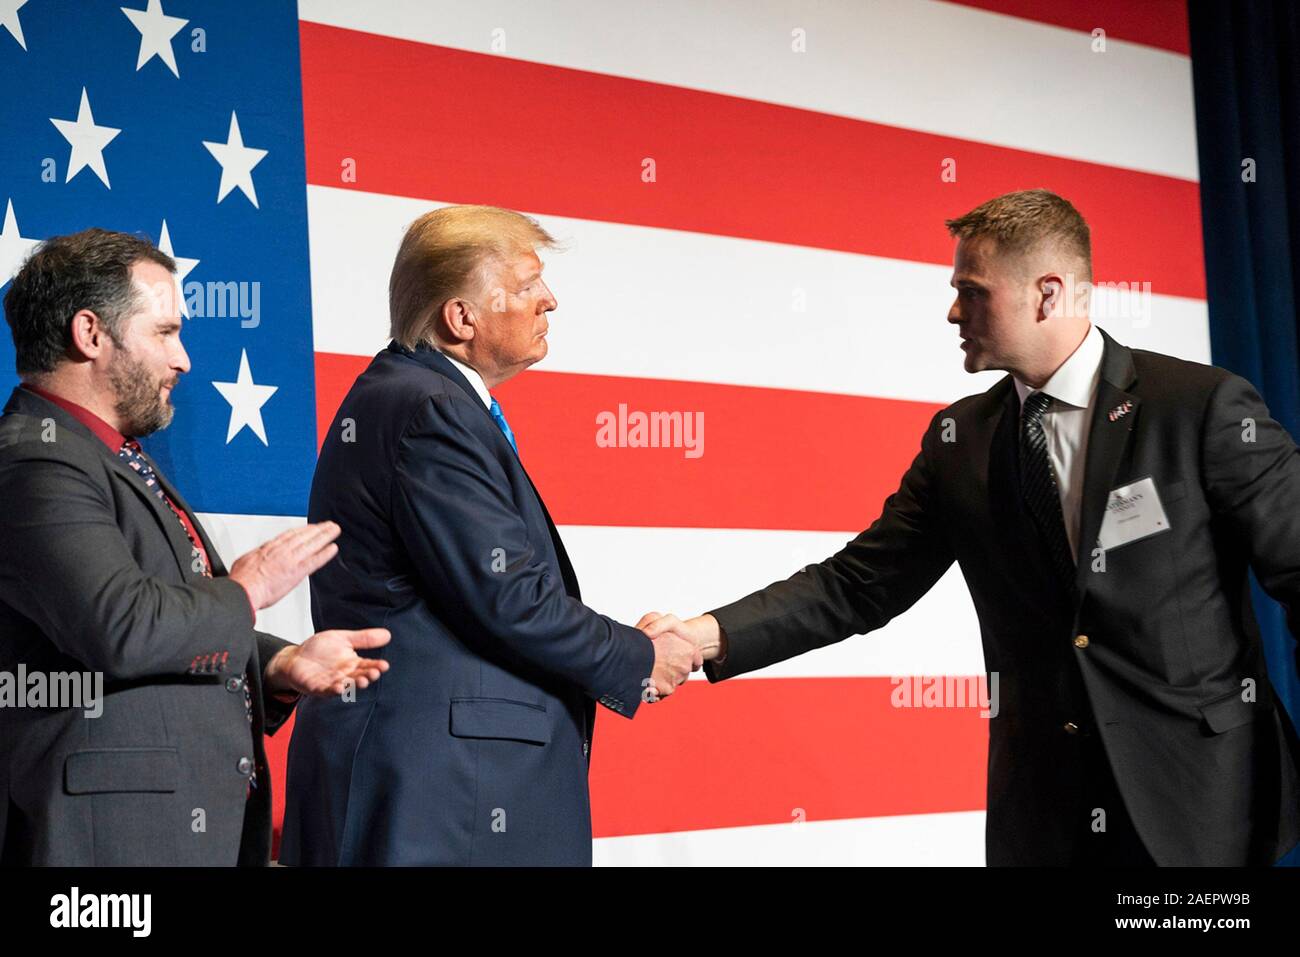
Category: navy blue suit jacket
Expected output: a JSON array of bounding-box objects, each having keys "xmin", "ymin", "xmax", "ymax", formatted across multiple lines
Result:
[{"xmin": 279, "ymin": 342, "xmax": 654, "ymax": 865}]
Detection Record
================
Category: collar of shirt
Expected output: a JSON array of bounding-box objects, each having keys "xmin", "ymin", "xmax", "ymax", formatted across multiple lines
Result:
[
  {"xmin": 435, "ymin": 349, "xmax": 492, "ymax": 409},
  {"xmin": 19, "ymin": 382, "xmax": 130, "ymax": 451},
  {"xmin": 1013, "ymin": 322, "xmax": 1105, "ymax": 412}
]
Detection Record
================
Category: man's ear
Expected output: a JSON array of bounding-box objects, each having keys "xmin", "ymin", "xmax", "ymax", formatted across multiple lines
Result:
[
  {"xmin": 68, "ymin": 308, "xmax": 110, "ymax": 360},
  {"xmin": 440, "ymin": 297, "xmax": 477, "ymax": 343},
  {"xmin": 1039, "ymin": 275, "xmax": 1063, "ymax": 320}
]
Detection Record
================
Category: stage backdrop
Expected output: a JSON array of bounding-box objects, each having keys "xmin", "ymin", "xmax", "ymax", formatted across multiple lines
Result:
[{"xmin": 0, "ymin": 0, "xmax": 1206, "ymax": 864}]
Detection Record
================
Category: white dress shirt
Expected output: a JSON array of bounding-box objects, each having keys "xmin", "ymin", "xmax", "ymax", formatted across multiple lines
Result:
[
  {"xmin": 1012, "ymin": 322, "xmax": 1105, "ymax": 559},
  {"xmin": 436, "ymin": 348, "xmax": 492, "ymax": 410}
]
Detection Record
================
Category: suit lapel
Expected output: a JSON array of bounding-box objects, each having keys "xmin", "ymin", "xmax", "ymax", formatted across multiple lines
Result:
[
  {"xmin": 132, "ymin": 444, "xmax": 229, "ymax": 576},
  {"xmin": 388, "ymin": 342, "xmax": 583, "ymax": 600},
  {"xmin": 517, "ymin": 470, "xmax": 582, "ymax": 600},
  {"xmin": 987, "ymin": 380, "xmax": 1031, "ymax": 545},
  {"xmin": 987, "ymin": 377, "xmax": 1070, "ymax": 597},
  {"xmin": 2, "ymin": 387, "xmax": 201, "ymax": 579},
  {"xmin": 1073, "ymin": 330, "xmax": 1139, "ymax": 600},
  {"xmin": 106, "ymin": 453, "xmax": 203, "ymax": 579}
]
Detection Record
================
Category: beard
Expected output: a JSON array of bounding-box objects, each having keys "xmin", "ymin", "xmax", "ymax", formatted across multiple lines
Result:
[{"xmin": 109, "ymin": 344, "xmax": 175, "ymax": 437}]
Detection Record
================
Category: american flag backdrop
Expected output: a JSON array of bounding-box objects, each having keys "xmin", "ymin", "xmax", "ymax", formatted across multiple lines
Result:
[{"xmin": 0, "ymin": 0, "xmax": 1205, "ymax": 865}]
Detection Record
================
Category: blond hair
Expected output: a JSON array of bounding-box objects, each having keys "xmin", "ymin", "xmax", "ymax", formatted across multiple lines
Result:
[
  {"xmin": 945, "ymin": 189, "xmax": 1092, "ymax": 281},
  {"xmin": 388, "ymin": 205, "xmax": 557, "ymax": 348}
]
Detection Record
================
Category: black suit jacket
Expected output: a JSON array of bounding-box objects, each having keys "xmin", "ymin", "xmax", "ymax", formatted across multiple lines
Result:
[
  {"xmin": 0, "ymin": 386, "xmax": 295, "ymax": 866},
  {"xmin": 706, "ymin": 330, "xmax": 1300, "ymax": 865}
]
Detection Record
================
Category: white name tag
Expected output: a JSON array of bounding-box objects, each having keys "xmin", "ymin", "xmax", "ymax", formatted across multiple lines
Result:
[{"xmin": 1098, "ymin": 476, "xmax": 1171, "ymax": 551}]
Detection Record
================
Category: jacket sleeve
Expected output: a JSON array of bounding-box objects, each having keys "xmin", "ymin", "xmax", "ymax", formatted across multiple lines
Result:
[
  {"xmin": 0, "ymin": 455, "xmax": 255, "ymax": 681},
  {"xmin": 390, "ymin": 393, "xmax": 655, "ymax": 717},
  {"xmin": 254, "ymin": 630, "xmax": 298, "ymax": 734},
  {"xmin": 706, "ymin": 408, "xmax": 957, "ymax": 681},
  {"xmin": 1201, "ymin": 372, "xmax": 1300, "ymax": 675}
]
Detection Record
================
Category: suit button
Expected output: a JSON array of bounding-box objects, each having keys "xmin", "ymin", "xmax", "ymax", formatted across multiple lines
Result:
[
  {"xmin": 226, "ymin": 677, "xmax": 243, "ymax": 692},
  {"xmin": 583, "ymin": 740, "xmax": 590, "ymax": 757},
  {"xmin": 1063, "ymin": 721, "xmax": 1080, "ymax": 734},
  {"xmin": 1073, "ymin": 634, "xmax": 1089, "ymax": 649},
  {"xmin": 237, "ymin": 756, "xmax": 254, "ymax": 776}
]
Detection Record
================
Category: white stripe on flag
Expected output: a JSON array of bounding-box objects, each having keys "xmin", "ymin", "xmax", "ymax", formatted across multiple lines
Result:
[
  {"xmin": 197, "ymin": 513, "xmax": 988, "ymax": 680},
  {"xmin": 307, "ymin": 186, "xmax": 1211, "ymax": 405},
  {"xmin": 593, "ymin": 810, "xmax": 987, "ymax": 865},
  {"xmin": 298, "ymin": 0, "xmax": 1197, "ymax": 180},
  {"xmin": 196, "ymin": 512, "xmax": 311, "ymax": 644},
  {"xmin": 562, "ymin": 525, "xmax": 985, "ymax": 680}
]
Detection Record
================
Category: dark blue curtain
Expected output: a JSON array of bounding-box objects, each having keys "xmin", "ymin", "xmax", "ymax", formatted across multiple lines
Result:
[{"xmin": 1188, "ymin": 0, "xmax": 1300, "ymax": 865}]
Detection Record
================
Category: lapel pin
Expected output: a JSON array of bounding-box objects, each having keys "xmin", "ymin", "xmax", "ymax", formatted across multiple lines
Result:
[{"xmin": 1107, "ymin": 400, "xmax": 1133, "ymax": 422}]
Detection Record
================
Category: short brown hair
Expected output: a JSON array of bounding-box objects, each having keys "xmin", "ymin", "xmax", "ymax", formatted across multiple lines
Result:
[
  {"xmin": 3, "ymin": 227, "xmax": 175, "ymax": 376},
  {"xmin": 388, "ymin": 205, "xmax": 558, "ymax": 349},
  {"xmin": 945, "ymin": 189, "xmax": 1091, "ymax": 281}
]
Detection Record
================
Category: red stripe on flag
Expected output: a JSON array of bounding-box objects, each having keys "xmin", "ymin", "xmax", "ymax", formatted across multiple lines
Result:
[
  {"xmin": 590, "ymin": 677, "xmax": 990, "ymax": 837},
  {"xmin": 945, "ymin": 0, "xmax": 1190, "ymax": 55},
  {"xmin": 316, "ymin": 352, "xmax": 942, "ymax": 532},
  {"xmin": 265, "ymin": 676, "xmax": 989, "ymax": 850},
  {"xmin": 314, "ymin": 351, "xmax": 366, "ymax": 450},
  {"xmin": 300, "ymin": 21, "xmax": 1205, "ymax": 300}
]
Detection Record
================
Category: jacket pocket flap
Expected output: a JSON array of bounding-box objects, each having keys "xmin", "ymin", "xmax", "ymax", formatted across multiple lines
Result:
[
  {"xmin": 450, "ymin": 698, "xmax": 550, "ymax": 744},
  {"xmin": 1198, "ymin": 691, "xmax": 1261, "ymax": 734},
  {"xmin": 64, "ymin": 748, "xmax": 180, "ymax": 794}
]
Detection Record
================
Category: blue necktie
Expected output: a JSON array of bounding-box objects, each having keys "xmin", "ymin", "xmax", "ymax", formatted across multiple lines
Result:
[{"xmin": 489, "ymin": 396, "xmax": 518, "ymax": 454}]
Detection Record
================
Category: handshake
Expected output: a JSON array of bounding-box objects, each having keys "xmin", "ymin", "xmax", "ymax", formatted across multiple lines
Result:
[{"xmin": 636, "ymin": 612, "xmax": 726, "ymax": 702}]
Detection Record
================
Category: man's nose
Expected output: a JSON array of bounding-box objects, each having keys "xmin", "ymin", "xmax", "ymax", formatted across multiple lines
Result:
[
  {"xmin": 171, "ymin": 336, "xmax": 192, "ymax": 374},
  {"xmin": 947, "ymin": 299, "xmax": 961, "ymax": 324},
  {"xmin": 539, "ymin": 278, "xmax": 558, "ymax": 312}
]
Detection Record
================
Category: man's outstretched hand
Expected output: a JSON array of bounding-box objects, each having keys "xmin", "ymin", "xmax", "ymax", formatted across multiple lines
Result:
[
  {"xmin": 229, "ymin": 521, "xmax": 342, "ymax": 612},
  {"xmin": 636, "ymin": 611, "xmax": 725, "ymax": 701},
  {"xmin": 640, "ymin": 613, "xmax": 725, "ymax": 665},
  {"xmin": 265, "ymin": 628, "xmax": 391, "ymax": 696}
]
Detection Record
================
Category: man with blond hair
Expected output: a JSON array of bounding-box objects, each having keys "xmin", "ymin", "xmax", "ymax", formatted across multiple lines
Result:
[
  {"xmin": 280, "ymin": 205, "xmax": 699, "ymax": 866},
  {"xmin": 645, "ymin": 189, "xmax": 1300, "ymax": 866}
]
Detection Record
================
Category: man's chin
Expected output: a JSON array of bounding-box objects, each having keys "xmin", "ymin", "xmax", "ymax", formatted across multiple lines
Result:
[{"xmin": 125, "ymin": 404, "xmax": 175, "ymax": 437}]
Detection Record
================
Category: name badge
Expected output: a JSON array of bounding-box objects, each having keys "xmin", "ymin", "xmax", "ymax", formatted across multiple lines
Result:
[{"xmin": 1097, "ymin": 476, "xmax": 1170, "ymax": 551}]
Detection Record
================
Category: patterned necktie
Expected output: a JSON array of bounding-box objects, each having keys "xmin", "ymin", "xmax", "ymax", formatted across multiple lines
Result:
[
  {"xmin": 1019, "ymin": 391, "xmax": 1077, "ymax": 596},
  {"xmin": 118, "ymin": 440, "xmax": 211, "ymax": 578},
  {"xmin": 489, "ymin": 396, "xmax": 518, "ymax": 454}
]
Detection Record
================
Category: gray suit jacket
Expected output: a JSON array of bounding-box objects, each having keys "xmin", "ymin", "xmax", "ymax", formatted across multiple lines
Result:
[
  {"xmin": 707, "ymin": 330, "xmax": 1300, "ymax": 865},
  {"xmin": 0, "ymin": 386, "xmax": 295, "ymax": 865}
]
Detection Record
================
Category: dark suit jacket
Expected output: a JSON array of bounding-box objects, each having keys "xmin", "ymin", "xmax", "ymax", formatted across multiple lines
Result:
[
  {"xmin": 0, "ymin": 386, "xmax": 295, "ymax": 866},
  {"xmin": 706, "ymin": 330, "xmax": 1300, "ymax": 865},
  {"xmin": 280, "ymin": 342, "xmax": 654, "ymax": 866}
]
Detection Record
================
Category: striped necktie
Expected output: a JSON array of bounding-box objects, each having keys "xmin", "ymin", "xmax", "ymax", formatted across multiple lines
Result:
[{"xmin": 1019, "ymin": 391, "xmax": 1077, "ymax": 596}]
